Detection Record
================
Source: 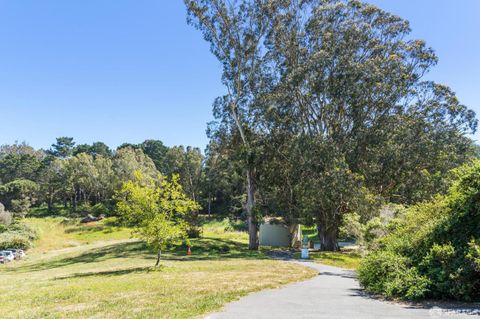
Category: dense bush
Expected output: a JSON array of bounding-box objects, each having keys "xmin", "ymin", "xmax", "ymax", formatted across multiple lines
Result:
[
  {"xmin": 340, "ymin": 205, "xmax": 405, "ymax": 251},
  {"xmin": 359, "ymin": 161, "xmax": 480, "ymax": 301},
  {"xmin": 91, "ymin": 203, "xmax": 112, "ymax": 216},
  {"xmin": 359, "ymin": 251, "xmax": 430, "ymax": 300},
  {"xmin": 0, "ymin": 222, "xmax": 39, "ymax": 250},
  {"xmin": 0, "ymin": 202, "xmax": 13, "ymax": 226}
]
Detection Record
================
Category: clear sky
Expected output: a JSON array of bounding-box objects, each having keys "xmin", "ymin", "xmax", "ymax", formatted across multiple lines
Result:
[{"xmin": 0, "ymin": 1, "xmax": 479, "ymax": 151}]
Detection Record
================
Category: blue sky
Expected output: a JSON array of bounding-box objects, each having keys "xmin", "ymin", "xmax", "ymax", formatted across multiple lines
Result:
[{"xmin": 0, "ymin": 1, "xmax": 479, "ymax": 151}]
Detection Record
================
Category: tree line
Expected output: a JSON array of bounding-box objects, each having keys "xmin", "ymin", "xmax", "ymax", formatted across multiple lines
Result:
[{"xmin": 0, "ymin": 139, "xmax": 205, "ymax": 221}]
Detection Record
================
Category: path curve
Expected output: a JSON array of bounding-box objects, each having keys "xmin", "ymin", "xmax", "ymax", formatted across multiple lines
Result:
[{"xmin": 207, "ymin": 260, "xmax": 480, "ymax": 319}]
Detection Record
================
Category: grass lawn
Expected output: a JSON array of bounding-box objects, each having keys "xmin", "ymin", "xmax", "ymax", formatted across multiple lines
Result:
[
  {"xmin": 24, "ymin": 217, "xmax": 132, "ymax": 254},
  {"xmin": 294, "ymin": 251, "xmax": 362, "ymax": 270},
  {"xmin": 0, "ymin": 218, "xmax": 316, "ymax": 319}
]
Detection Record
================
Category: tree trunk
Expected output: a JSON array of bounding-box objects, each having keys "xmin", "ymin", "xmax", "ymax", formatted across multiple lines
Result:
[
  {"xmin": 230, "ymin": 102, "xmax": 258, "ymax": 250},
  {"xmin": 47, "ymin": 193, "xmax": 53, "ymax": 212},
  {"xmin": 207, "ymin": 191, "xmax": 211, "ymax": 217},
  {"xmin": 155, "ymin": 250, "xmax": 161, "ymax": 267},
  {"xmin": 317, "ymin": 224, "xmax": 338, "ymax": 251},
  {"xmin": 246, "ymin": 168, "xmax": 258, "ymax": 250},
  {"xmin": 72, "ymin": 193, "xmax": 77, "ymax": 212}
]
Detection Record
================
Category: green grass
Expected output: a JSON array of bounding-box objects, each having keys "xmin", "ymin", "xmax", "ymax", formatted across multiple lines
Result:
[
  {"xmin": 294, "ymin": 251, "xmax": 362, "ymax": 270},
  {"xmin": 301, "ymin": 225, "xmax": 320, "ymax": 243},
  {"xmin": 24, "ymin": 217, "xmax": 132, "ymax": 254},
  {"xmin": 0, "ymin": 217, "xmax": 316, "ymax": 319},
  {"xmin": 28, "ymin": 205, "xmax": 72, "ymax": 218}
]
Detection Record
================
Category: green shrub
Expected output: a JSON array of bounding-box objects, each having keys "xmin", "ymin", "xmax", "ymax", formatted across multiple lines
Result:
[
  {"xmin": 91, "ymin": 203, "xmax": 110, "ymax": 216},
  {"xmin": 359, "ymin": 160, "xmax": 480, "ymax": 301},
  {"xmin": 0, "ymin": 211, "xmax": 13, "ymax": 226},
  {"xmin": 77, "ymin": 203, "xmax": 92, "ymax": 214},
  {"xmin": 0, "ymin": 233, "xmax": 32, "ymax": 250},
  {"xmin": 224, "ymin": 218, "xmax": 247, "ymax": 232},
  {"xmin": 11, "ymin": 198, "xmax": 33, "ymax": 218},
  {"xmin": 8, "ymin": 222, "xmax": 39, "ymax": 241},
  {"xmin": 358, "ymin": 251, "xmax": 429, "ymax": 300},
  {"xmin": 0, "ymin": 222, "xmax": 39, "ymax": 250}
]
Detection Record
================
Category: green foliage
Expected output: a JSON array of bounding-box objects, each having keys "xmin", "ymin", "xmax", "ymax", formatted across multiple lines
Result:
[
  {"xmin": 11, "ymin": 198, "xmax": 33, "ymax": 218},
  {"xmin": 0, "ymin": 203, "xmax": 12, "ymax": 226},
  {"xmin": 0, "ymin": 221, "xmax": 39, "ymax": 250},
  {"xmin": 187, "ymin": 0, "xmax": 477, "ymax": 252},
  {"xmin": 0, "ymin": 179, "xmax": 39, "ymax": 217},
  {"xmin": 204, "ymin": 218, "xmax": 247, "ymax": 233},
  {"xmin": 116, "ymin": 172, "xmax": 200, "ymax": 264},
  {"xmin": 74, "ymin": 141, "xmax": 113, "ymax": 158},
  {"xmin": 1, "ymin": 137, "xmax": 210, "ymax": 221},
  {"xmin": 140, "ymin": 139, "xmax": 169, "ymax": 173},
  {"xmin": 340, "ymin": 206, "xmax": 405, "ymax": 251},
  {"xmin": 165, "ymin": 145, "xmax": 204, "ymax": 204},
  {"xmin": 359, "ymin": 160, "xmax": 480, "ymax": 301},
  {"xmin": 359, "ymin": 251, "xmax": 430, "ymax": 300},
  {"xmin": 113, "ymin": 147, "xmax": 160, "ymax": 186},
  {"xmin": 47, "ymin": 137, "xmax": 75, "ymax": 158},
  {"xmin": 467, "ymin": 240, "xmax": 480, "ymax": 272},
  {"xmin": 0, "ymin": 152, "xmax": 42, "ymax": 184},
  {"xmin": 91, "ymin": 203, "xmax": 111, "ymax": 216}
]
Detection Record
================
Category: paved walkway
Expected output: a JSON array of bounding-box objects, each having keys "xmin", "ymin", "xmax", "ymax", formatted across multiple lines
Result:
[{"xmin": 207, "ymin": 260, "xmax": 480, "ymax": 319}]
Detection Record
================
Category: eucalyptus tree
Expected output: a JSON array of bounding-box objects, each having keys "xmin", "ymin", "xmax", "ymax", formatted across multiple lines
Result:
[
  {"xmin": 64, "ymin": 153, "xmax": 98, "ymax": 209},
  {"xmin": 165, "ymin": 146, "xmax": 204, "ymax": 204},
  {"xmin": 258, "ymin": 0, "xmax": 477, "ymax": 249},
  {"xmin": 185, "ymin": 0, "xmax": 271, "ymax": 249},
  {"xmin": 112, "ymin": 147, "xmax": 160, "ymax": 186}
]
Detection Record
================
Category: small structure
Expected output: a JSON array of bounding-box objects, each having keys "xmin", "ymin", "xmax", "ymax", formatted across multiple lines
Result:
[{"xmin": 259, "ymin": 217, "xmax": 301, "ymax": 248}]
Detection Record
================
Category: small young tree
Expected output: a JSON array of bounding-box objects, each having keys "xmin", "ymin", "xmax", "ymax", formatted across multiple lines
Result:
[{"xmin": 116, "ymin": 172, "xmax": 200, "ymax": 266}]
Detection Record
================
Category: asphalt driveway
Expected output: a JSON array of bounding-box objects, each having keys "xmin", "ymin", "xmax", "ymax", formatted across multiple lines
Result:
[{"xmin": 207, "ymin": 260, "xmax": 480, "ymax": 319}]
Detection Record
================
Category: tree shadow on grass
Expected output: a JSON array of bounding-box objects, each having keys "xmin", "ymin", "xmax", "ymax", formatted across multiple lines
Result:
[
  {"xmin": 54, "ymin": 266, "xmax": 153, "ymax": 280},
  {"xmin": 64, "ymin": 224, "xmax": 119, "ymax": 235},
  {"xmin": 8, "ymin": 241, "xmax": 151, "ymax": 273},
  {"xmin": 163, "ymin": 237, "xmax": 268, "ymax": 261},
  {"xmin": 8, "ymin": 237, "xmax": 269, "ymax": 273}
]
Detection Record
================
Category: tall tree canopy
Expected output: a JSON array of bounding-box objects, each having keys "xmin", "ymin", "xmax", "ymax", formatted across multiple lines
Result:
[
  {"xmin": 186, "ymin": 0, "xmax": 477, "ymax": 250},
  {"xmin": 185, "ymin": 0, "xmax": 271, "ymax": 249}
]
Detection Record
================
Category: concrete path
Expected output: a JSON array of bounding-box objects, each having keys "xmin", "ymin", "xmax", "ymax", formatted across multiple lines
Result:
[{"xmin": 207, "ymin": 260, "xmax": 480, "ymax": 319}]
